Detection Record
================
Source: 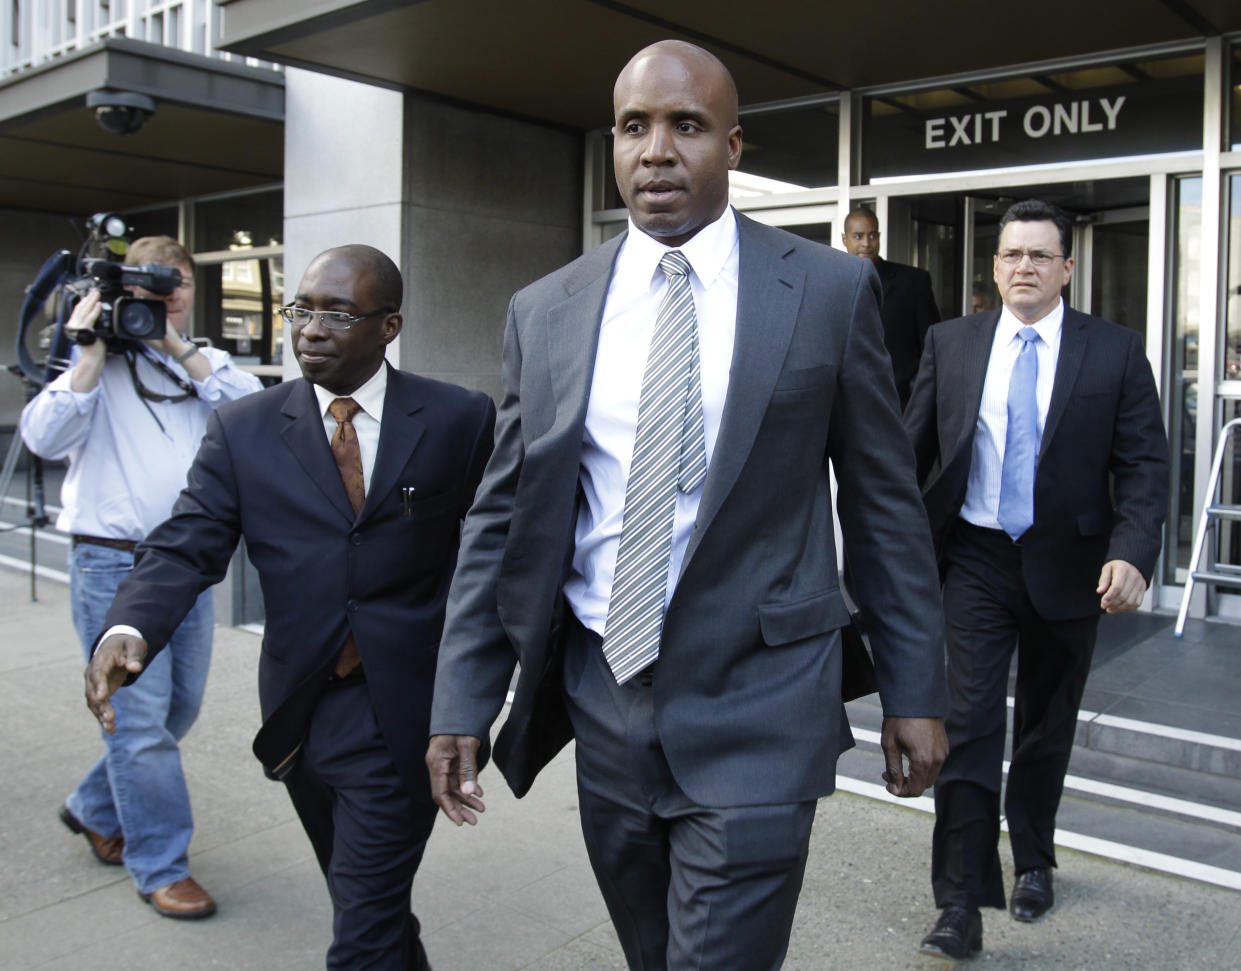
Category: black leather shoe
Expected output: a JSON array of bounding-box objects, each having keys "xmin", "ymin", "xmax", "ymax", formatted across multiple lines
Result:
[
  {"xmin": 919, "ymin": 906, "xmax": 982, "ymax": 960},
  {"xmin": 1010, "ymin": 867, "xmax": 1054, "ymax": 922}
]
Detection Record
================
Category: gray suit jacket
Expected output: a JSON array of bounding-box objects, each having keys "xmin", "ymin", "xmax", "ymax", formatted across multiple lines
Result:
[{"xmin": 430, "ymin": 211, "xmax": 946, "ymax": 807}]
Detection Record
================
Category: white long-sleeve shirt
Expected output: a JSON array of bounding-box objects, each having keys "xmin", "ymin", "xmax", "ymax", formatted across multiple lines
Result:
[
  {"xmin": 960, "ymin": 299, "xmax": 1064, "ymax": 530},
  {"xmin": 563, "ymin": 207, "xmax": 738, "ymax": 636},
  {"xmin": 20, "ymin": 343, "xmax": 262, "ymax": 540}
]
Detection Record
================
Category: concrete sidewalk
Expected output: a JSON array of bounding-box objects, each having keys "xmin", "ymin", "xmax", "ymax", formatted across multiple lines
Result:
[{"xmin": 2, "ymin": 567, "xmax": 1238, "ymax": 969}]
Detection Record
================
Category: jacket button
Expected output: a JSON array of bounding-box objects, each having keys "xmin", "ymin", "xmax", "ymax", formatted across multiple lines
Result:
[
  {"xmin": 351, "ymin": 533, "xmax": 362, "ymax": 546},
  {"xmin": 347, "ymin": 599, "xmax": 359, "ymax": 612}
]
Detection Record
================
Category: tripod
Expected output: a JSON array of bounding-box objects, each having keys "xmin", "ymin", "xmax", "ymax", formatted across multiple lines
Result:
[{"xmin": 0, "ymin": 366, "xmax": 52, "ymax": 602}]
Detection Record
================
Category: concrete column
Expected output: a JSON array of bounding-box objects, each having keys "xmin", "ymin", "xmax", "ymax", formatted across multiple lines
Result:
[
  {"xmin": 282, "ymin": 67, "xmax": 406, "ymax": 379},
  {"xmin": 400, "ymin": 96, "xmax": 582, "ymax": 400}
]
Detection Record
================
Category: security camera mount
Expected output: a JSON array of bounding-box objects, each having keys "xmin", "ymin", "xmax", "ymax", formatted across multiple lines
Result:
[{"xmin": 86, "ymin": 90, "xmax": 156, "ymax": 135}]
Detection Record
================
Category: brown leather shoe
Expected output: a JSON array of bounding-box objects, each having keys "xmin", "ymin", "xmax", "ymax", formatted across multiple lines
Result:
[
  {"xmin": 59, "ymin": 805, "xmax": 123, "ymax": 866},
  {"xmin": 141, "ymin": 877, "xmax": 217, "ymax": 919}
]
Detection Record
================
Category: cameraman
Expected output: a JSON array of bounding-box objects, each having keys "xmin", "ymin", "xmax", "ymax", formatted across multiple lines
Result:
[{"xmin": 19, "ymin": 236, "xmax": 261, "ymax": 919}]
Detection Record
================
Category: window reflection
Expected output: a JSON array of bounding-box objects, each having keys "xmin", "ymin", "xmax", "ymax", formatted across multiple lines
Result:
[
  {"xmin": 1167, "ymin": 176, "xmax": 1201, "ymax": 582},
  {"xmin": 1226, "ymin": 175, "xmax": 1240, "ymax": 382}
]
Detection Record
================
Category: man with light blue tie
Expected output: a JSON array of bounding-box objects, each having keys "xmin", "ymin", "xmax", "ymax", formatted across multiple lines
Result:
[{"xmin": 903, "ymin": 199, "xmax": 1169, "ymax": 961}]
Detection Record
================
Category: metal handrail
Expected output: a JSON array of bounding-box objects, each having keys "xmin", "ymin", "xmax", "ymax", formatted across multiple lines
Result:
[{"xmin": 1175, "ymin": 417, "xmax": 1241, "ymax": 636}]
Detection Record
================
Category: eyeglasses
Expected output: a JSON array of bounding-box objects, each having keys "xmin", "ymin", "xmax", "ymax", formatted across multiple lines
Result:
[
  {"xmin": 997, "ymin": 250, "xmax": 1066, "ymax": 267},
  {"xmin": 279, "ymin": 306, "xmax": 388, "ymax": 330}
]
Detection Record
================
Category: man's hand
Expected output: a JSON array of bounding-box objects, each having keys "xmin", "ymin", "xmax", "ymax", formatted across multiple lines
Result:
[
  {"xmin": 85, "ymin": 634, "xmax": 148, "ymax": 734},
  {"xmin": 880, "ymin": 716, "xmax": 948, "ymax": 798},
  {"xmin": 65, "ymin": 290, "xmax": 107, "ymax": 391},
  {"xmin": 426, "ymin": 734, "xmax": 486, "ymax": 826},
  {"xmin": 1097, "ymin": 559, "xmax": 1147, "ymax": 613}
]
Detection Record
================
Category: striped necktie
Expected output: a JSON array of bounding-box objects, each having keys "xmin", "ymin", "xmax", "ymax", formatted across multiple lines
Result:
[{"xmin": 601, "ymin": 250, "xmax": 707, "ymax": 685}]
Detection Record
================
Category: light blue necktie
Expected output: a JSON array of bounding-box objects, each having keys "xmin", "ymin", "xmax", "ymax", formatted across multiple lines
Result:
[{"xmin": 997, "ymin": 326, "xmax": 1040, "ymax": 541}]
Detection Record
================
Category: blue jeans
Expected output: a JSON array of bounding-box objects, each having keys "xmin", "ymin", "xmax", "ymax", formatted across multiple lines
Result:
[{"xmin": 66, "ymin": 542, "xmax": 214, "ymax": 894}]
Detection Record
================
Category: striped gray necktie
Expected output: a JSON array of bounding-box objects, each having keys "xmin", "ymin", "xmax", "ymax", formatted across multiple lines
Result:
[{"xmin": 601, "ymin": 249, "xmax": 707, "ymax": 685}]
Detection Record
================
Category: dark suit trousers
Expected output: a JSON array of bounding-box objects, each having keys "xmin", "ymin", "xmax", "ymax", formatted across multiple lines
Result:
[
  {"xmin": 283, "ymin": 677, "xmax": 437, "ymax": 970},
  {"xmin": 562, "ymin": 615, "xmax": 816, "ymax": 971},
  {"xmin": 931, "ymin": 521, "xmax": 1098, "ymax": 911}
]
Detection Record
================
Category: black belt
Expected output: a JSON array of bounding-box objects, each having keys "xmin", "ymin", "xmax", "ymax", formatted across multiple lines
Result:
[
  {"xmin": 327, "ymin": 665, "xmax": 366, "ymax": 686},
  {"xmin": 956, "ymin": 519, "xmax": 1024, "ymax": 548},
  {"xmin": 72, "ymin": 534, "xmax": 138, "ymax": 552}
]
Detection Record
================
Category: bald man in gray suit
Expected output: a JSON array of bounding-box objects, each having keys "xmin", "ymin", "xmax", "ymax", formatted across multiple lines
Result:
[{"xmin": 427, "ymin": 41, "xmax": 948, "ymax": 970}]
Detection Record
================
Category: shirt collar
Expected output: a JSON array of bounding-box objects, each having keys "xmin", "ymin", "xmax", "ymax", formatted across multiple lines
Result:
[
  {"xmin": 998, "ymin": 297, "xmax": 1064, "ymax": 345},
  {"xmin": 312, "ymin": 361, "xmax": 388, "ymax": 423},
  {"xmin": 619, "ymin": 205, "xmax": 738, "ymax": 292}
]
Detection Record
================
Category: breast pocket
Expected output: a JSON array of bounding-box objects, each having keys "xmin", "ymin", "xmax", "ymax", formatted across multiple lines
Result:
[{"xmin": 402, "ymin": 489, "xmax": 460, "ymax": 522}]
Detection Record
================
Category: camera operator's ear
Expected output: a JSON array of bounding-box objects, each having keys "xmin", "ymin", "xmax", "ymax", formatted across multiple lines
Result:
[{"xmin": 86, "ymin": 91, "xmax": 156, "ymax": 136}]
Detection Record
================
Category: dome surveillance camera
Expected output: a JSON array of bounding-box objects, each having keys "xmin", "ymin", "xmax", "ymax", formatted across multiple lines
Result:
[{"xmin": 86, "ymin": 90, "xmax": 156, "ymax": 136}]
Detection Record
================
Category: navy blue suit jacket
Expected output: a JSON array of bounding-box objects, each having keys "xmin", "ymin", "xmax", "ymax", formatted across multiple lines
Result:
[
  {"xmin": 873, "ymin": 257, "xmax": 940, "ymax": 406},
  {"xmin": 903, "ymin": 308, "xmax": 1169, "ymax": 620},
  {"xmin": 103, "ymin": 364, "xmax": 495, "ymax": 798}
]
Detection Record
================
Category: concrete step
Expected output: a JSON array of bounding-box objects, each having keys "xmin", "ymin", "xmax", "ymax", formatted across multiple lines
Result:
[
  {"xmin": 839, "ymin": 701, "xmax": 1241, "ymax": 891},
  {"xmin": 847, "ymin": 692, "xmax": 1241, "ymax": 782}
]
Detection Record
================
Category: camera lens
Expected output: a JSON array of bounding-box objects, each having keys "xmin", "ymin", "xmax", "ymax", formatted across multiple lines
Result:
[{"xmin": 116, "ymin": 298, "xmax": 163, "ymax": 340}]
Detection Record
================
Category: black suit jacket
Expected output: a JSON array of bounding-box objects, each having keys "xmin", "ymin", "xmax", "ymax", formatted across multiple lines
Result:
[
  {"xmin": 102, "ymin": 364, "xmax": 495, "ymax": 798},
  {"xmin": 903, "ymin": 307, "xmax": 1169, "ymax": 621},
  {"xmin": 873, "ymin": 257, "xmax": 939, "ymax": 406},
  {"xmin": 430, "ymin": 212, "xmax": 946, "ymax": 806}
]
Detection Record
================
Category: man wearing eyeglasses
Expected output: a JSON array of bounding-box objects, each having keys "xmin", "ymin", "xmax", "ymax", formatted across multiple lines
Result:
[
  {"xmin": 81, "ymin": 243, "xmax": 495, "ymax": 967},
  {"xmin": 903, "ymin": 199, "xmax": 1168, "ymax": 960},
  {"xmin": 20, "ymin": 235, "xmax": 261, "ymax": 921},
  {"xmin": 841, "ymin": 206, "xmax": 940, "ymax": 408}
]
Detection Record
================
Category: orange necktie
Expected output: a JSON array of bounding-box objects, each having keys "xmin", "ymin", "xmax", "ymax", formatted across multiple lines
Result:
[
  {"xmin": 328, "ymin": 397, "xmax": 364, "ymax": 678},
  {"xmin": 328, "ymin": 397, "xmax": 365, "ymax": 515}
]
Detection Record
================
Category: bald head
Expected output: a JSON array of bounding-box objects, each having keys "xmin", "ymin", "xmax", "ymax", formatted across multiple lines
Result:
[
  {"xmin": 842, "ymin": 208, "xmax": 880, "ymax": 261},
  {"xmin": 611, "ymin": 40, "xmax": 743, "ymax": 246},
  {"xmin": 310, "ymin": 244, "xmax": 403, "ymax": 313},
  {"xmin": 293, "ymin": 244, "xmax": 403, "ymax": 396},
  {"xmin": 614, "ymin": 41, "xmax": 738, "ymax": 127}
]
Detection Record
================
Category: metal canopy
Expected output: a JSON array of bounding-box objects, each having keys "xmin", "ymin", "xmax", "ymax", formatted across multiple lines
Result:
[
  {"xmin": 216, "ymin": 0, "xmax": 1240, "ymax": 130},
  {"xmin": 0, "ymin": 38, "xmax": 283, "ymax": 215}
]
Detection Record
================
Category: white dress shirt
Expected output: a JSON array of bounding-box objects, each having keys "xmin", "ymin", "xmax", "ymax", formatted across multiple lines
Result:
[
  {"xmin": 564, "ymin": 206, "xmax": 739, "ymax": 636},
  {"xmin": 20, "ymin": 342, "xmax": 262, "ymax": 539},
  {"xmin": 312, "ymin": 362, "xmax": 387, "ymax": 491},
  {"xmin": 960, "ymin": 299, "xmax": 1064, "ymax": 530}
]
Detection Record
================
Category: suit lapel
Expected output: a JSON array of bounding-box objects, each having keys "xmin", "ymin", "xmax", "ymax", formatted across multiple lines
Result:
[
  {"xmin": 362, "ymin": 364, "xmax": 426, "ymax": 520},
  {"xmin": 545, "ymin": 234, "xmax": 625, "ymax": 436},
  {"xmin": 279, "ymin": 379, "xmax": 356, "ymax": 523},
  {"xmin": 946, "ymin": 311, "xmax": 1000, "ymax": 462},
  {"xmin": 683, "ymin": 215, "xmax": 805, "ymax": 569},
  {"xmin": 1040, "ymin": 308, "xmax": 1088, "ymax": 459}
]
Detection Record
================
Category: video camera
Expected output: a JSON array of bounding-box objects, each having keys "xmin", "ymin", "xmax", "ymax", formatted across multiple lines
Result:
[
  {"xmin": 71, "ymin": 257, "xmax": 181, "ymax": 347},
  {"xmin": 14, "ymin": 212, "xmax": 177, "ymax": 386}
]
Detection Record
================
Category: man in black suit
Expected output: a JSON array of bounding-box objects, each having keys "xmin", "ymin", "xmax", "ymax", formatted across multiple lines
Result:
[
  {"xmin": 903, "ymin": 200, "xmax": 1169, "ymax": 960},
  {"xmin": 841, "ymin": 206, "xmax": 940, "ymax": 407},
  {"xmin": 85, "ymin": 244, "xmax": 496, "ymax": 969},
  {"xmin": 427, "ymin": 41, "xmax": 947, "ymax": 969}
]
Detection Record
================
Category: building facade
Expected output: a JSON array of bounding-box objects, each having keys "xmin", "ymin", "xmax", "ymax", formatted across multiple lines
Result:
[{"xmin": 2, "ymin": 0, "xmax": 1238, "ymax": 620}]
